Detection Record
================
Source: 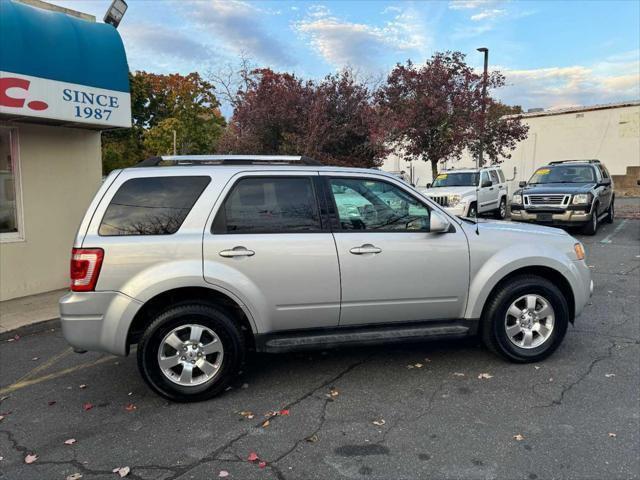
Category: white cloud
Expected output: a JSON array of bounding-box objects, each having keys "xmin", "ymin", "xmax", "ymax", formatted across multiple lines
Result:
[
  {"xmin": 294, "ymin": 6, "xmax": 430, "ymax": 69},
  {"xmin": 184, "ymin": 0, "xmax": 295, "ymax": 66},
  {"xmin": 449, "ymin": 0, "xmax": 492, "ymax": 10},
  {"xmin": 497, "ymin": 53, "xmax": 640, "ymax": 108},
  {"xmin": 470, "ymin": 9, "xmax": 506, "ymax": 21}
]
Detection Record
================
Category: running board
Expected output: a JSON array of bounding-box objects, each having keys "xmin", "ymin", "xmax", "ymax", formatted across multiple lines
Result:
[{"xmin": 256, "ymin": 320, "xmax": 476, "ymax": 353}]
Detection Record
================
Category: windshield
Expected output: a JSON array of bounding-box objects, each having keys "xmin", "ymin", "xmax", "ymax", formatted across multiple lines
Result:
[
  {"xmin": 431, "ymin": 172, "xmax": 478, "ymax": 187},
  {"xmin": 529, "ymin": 165, "xmax": 596, "ymax": 184}
]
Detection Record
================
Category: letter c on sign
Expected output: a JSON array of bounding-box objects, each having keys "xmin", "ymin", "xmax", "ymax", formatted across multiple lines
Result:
[{"xmin": 0, "ymin": 77, "xmax": 30, "ymax": 107}]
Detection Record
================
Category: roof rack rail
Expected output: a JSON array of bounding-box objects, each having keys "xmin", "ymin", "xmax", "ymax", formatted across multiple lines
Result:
[
  {"xmin": 135, "ymin": 155, "xmax": 322, "ymax": 167},
  {"xmin": 548, "ymin": 159, "xmax": 600, "ymax": 165}
]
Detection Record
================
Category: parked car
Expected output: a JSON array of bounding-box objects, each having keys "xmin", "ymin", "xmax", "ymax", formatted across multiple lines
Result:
[
  {"xmin": 511, "ymin": 160, "xmax": 614, "ymax": 235},
  {"xmin": 60, "ymin": 155, "xmax": 592, "ymax": 402},
  {"xmin": 420, "ymin": 166, "xmax": 508, "ymax": 219}
]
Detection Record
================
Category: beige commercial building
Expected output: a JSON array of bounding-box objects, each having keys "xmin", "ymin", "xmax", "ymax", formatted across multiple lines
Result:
[
  {"xmin": 0, "ymin": 0, "xmax": 131, "ymax": 300},
  {"xmin": 384, "ymin": 101, "xmax": 640, "ymax": 196}
]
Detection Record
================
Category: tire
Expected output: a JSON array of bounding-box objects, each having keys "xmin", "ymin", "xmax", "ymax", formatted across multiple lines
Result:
[
  {"xmin": 467, "ymin": 202, "xmax": 477, "ymax": 218},
  {"xmin": 604, "ymin": 198, "xmax": 614, "ymax": 224},
  {"xmin": 581, "ymin": 204, "xmax": 598, "ymax": 235},
  {"xmin": 137, "ymin": 303, "xmax": 245, "ymax": 402},
  {"xmin": 495, "ymin": 197, "xmax": 507, "ymax": 219},
  {"xmin": 481, "ymin": 274, "xmax": 569, "ymax": 363}
]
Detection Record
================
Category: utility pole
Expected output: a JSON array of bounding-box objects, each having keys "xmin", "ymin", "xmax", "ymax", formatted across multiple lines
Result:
[
  {"xmin": 476, "ymin": 47, "xmax": 489, "ymax": 168},
  {"xmin": 172, "ymin": 129, "xmax": 177, "ymax": 155}
]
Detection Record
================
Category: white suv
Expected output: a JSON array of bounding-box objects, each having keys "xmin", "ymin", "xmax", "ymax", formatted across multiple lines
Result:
[
  {"xmin": 60, "ymin": 156, "xmax": 591, "ymax": 402},
  {"xmin": 421, "ymin": 166, "xmax": 508, "ymax": 219}
]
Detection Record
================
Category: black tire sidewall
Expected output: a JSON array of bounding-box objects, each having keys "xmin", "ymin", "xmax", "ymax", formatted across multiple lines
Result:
[
  {"xmin": 486, "ymin": 278, "xmax": 569, "ymax": 362},
  {"xmin": 497, "ymin": 198, "xmax": 507, "ymax": 219},
  {"xmin": 468, "ymin": 202, "xmax": 477, "ymax": 218},
  {"xmin": 137, "ymin": 304, "xmax": 243, "ymax": 402}
]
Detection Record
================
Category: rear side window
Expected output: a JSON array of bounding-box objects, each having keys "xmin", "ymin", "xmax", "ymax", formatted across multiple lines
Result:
[
  {"xmin": 213, "ymin": 177, "xmax": 321, "ymax": 234},
  {"xmin": 99, "ymin": 176, "xmax": 210, "ymax": 236},
  {"xmin": 489, "ymin": 170, "xmax": 500, "ymax": 184},
  {"xmin": 497, "ymin": 169, "xmax": 506, "ymax": 183}
]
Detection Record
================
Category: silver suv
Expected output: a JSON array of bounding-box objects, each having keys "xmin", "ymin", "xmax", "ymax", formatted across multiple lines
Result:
[{"xmin": 60, "ymin": 156, "xmax": 593, "ymax": 402}]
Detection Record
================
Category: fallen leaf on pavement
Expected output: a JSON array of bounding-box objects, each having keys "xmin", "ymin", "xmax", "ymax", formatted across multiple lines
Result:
[
  {"xmin": 279, "ymin": 409, "xmax": 290, "ymax": 416},
  {"xmin": 453, "ymin": 372, "xmax": 465, "ymax": 377},
  {"xmin": 66, "ymin": 474, "xmax": 82, "ymax": 480},
  {"xmin": 24, "ymin": 453, "xmax": 38, "ymax": 464},
  {"xmin": 258, "ymin": 461, "xmax": 267, "ymax": 469},
  {"xmin": 478, "ymin": 373, "xmax": 493, "ymax": 379},
  {"xmin": 48, "ymin": 401, "xmax": 56, "ymax": 406},
  {"xmin": 328, "ymin": 387, "xmax": 339, "ymax": 398},
  {"xmin": 604, "ymin": 373, "xmax": 616, "ymax": 378},
  {"xmin": 0, "ymin": 396, "xmax": 8, "ymax": 403},
  {"xmin": 306, "ymin": 434, "xmax": 319, "ymax": 443},
  {"xmin": 112, "ymin": 466, "xmax": 130, "ymax": 477},
  {"xmin": 534, "ymin": 366, "xmax": 541, "ymax": 370},
  {"xmin": 82, "ymin": 403, "xmax": 94, "ymax": 411},
  {"xmin": 125, "ymin": 403, "xmax": 137, "ymax": 412},
  {"xmin": 407, "ymin": 365, "xmax": 414, "ymax": 369},
  {"xmin": 262, "ymin": 420, "xmax": 270, "ymax": 428},
  {"xmin": 239, "ymin": 411, "xmax": 254, "ymax": 419},
  {"xmin": 513, "ymin": 434, "xmax": 525, "ymax": 441},
  {"xmin": 372, "ymin": 419, "xmax": 386, "ymax": 426},
  {"xmin": 247, "ymin": 452, "xmax": 259, "ymax": 462},
  {"xmin": 608, "ymin": 433, "xmax": 617, "ymax": 438},
  {"xmin": 414, "ymin": 363, "xmax": 423, "ymax": 368},
  {"xmin": 64, "ymin": 438, "xmax": 76, "ymax": 445},
  {"xmin": 32, "ymin": 357, "xmax": 39, "ymax": 361},
  {"xmin": 0, "ymin": 415, "xmax": 4, "ymax": 422},
  {"xmin": 79, "ymin": 384, "xmax": 87, "ymax": 389},
  {"xmin": 218, "ymin": 471, "xmax": 229, "ymax": 478}
]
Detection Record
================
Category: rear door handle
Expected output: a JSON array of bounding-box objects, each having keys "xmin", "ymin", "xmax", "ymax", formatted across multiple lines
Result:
[
  {"xmin": 350, "ymin": 244, "xmax": 382, "ymax": 255},
  {"xmin": 219, "ymin": 247, "xmax": 255, "ymax": 258}
]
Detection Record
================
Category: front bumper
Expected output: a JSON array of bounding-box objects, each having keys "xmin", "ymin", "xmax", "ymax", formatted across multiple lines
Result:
[
  {"xmin": 568, "ymin": 259, "xmax": 593, "ymax": 319},
  {"xmin": 59, "ymin": 291, "xmax": 142, "ymax": 356},
  {"xmin": 510, "ymin": 208, "xmax": 592, "ymax": 225},
  {"xmin": 441, "ymin": 203, "xmax": 469, "ymax": 217}
]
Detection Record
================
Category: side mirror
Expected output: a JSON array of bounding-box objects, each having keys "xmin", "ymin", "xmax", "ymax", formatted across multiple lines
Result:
[
  {"xmin": 429, "ymin": 210, "xmax": 451, "ymax": 233},
  {"xmin": 599, "ymin": 178, "xmax": 612, "ymax": 186},
  {"xmin": 519, "ymin": 181, "xmax": 527, "ymax": 188},
  {"xmin": 426, "ymin": 182, "xmax": 432, "ymax": 189},
  {"xmin": 481, "ymin": 179, "xmax": 492, "ymax": 188}
]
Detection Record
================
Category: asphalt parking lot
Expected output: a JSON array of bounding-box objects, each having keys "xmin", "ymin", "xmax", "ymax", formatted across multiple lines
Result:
[{"xmin": 1, "ymin": 219, "xmax": 639, "ymax": 480}]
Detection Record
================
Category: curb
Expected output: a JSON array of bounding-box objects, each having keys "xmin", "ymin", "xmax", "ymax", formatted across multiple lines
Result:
[{"xmin": 0, "ymin": 318, "xmax": 61, "ymax": 341}]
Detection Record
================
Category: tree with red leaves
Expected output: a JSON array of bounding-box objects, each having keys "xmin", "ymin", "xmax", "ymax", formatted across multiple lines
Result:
[
  {"xmin": 218, "ymin": 68, "xmax": 385, "ymax": 168},
  {"xmin": 376, "ymin": 52, "xmax": 527, "ymax": 178}
]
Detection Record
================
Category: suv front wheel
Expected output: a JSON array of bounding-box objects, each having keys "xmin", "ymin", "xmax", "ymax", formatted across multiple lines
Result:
[
  {"xmin": 137, "ymin": 303, "xmax": 245, "ymax": 402},
  {"xmin": 481, "ymin": 275, "xmax": 569, "ymax": 363}
]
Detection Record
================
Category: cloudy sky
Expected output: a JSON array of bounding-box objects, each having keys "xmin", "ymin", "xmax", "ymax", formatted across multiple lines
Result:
[{"xmin": 53, "ymin": 0, "xmax": 639, "ymax": 112}]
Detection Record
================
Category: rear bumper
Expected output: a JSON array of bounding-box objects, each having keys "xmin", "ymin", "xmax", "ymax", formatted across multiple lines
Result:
[
  {"xmin": 510, "ymin": 208, "xmax": 592, "ymax": 225},
  {"xmin": 59, "ymin": 291, "xmax": 142, "ymax": 356}
]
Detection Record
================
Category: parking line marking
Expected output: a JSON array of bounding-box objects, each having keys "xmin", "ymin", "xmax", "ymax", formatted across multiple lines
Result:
[
  {"xmin": 10, "ymin": 347, "xmax": 74, "ymax": 386},
  {"xmin": 600, "ymin": 219, "xmax": 627, "ymax": 244},
  {"xmin": 0, "ymin": 356, "xmax": 115, "ymax": 396}
]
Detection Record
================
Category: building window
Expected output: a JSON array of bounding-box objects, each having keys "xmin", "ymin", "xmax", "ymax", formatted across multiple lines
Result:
[{"xmin": 0, "ymin": 128, "xmax": 23, "ymax": 242}]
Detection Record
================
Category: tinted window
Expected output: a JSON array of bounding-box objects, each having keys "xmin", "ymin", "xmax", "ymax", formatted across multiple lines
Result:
[
  {"xmin": 529, "ymin": 165, "xmax": 596, "ymax": 184},
  {"xmin": 330, "ymin": 178, "xmax": 431, "ymax": 231},
  {"xmin": 214, "ymin": 177, "xmax": 321, "ymax": 234},
  {"xmin": 489, "ymin": 170, "xmax": 500, "ymax": 184},
  {"xmin": 99, "ymin": 176, "xmax": 210, "ymax": 236}
]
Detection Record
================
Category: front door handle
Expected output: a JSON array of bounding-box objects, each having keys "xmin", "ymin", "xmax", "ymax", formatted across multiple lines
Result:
[
  {"xmin": 350, "ymin": 244, "xmax": 382, "ymax": 255},
  {"xmin": 219, "ymin": 247, "xmax": 255, "ymax": 258}
]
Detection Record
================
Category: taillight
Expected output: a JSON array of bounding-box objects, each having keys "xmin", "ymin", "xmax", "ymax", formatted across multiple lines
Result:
[{"xmin": 70, "ymin": 248, "xmax": 104, "ymax": 292}]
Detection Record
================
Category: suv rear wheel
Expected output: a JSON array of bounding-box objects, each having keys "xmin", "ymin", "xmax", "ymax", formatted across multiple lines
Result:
[
  {"xmin": 481, "ymin": 275, "xmax": 569, "ymax": 363},
  {"xmin": 137, "ymin": 303, "xmax": 245, "ymax": 402}
]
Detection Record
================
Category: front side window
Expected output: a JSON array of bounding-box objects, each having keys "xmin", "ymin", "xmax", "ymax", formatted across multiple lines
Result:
[
  {"xmin": 0, "ymin": 128, "xmax": 22, "ymax": 241},
  {"xmin": 99, "ymin": 176, "xmax": 210, "ymax": 235},
  {"xmin": 480, "ymin": 171, "xmax": 490, "ymax": 185},
  {"xmin": 489, "ymin": 170, "xmax": 500, "ymax": 184},
  {"xmin": 330, "ymin": 177, "xmax": 431, "ymax": 231},
  {"xmin": 213, "ymin": 177, "xmax": 321, "ymax": 234}
]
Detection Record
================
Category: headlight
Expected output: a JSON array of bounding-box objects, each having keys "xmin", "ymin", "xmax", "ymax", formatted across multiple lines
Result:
[
  {"xmin": 512, "ymin": 194, "xmax": 523, "ymax": 205},
  {"xmin": 572, "ymin": 194, "xmax": 590, "ymax": 205},
  {"xmin": 448, "ymin": 194, "xmax": 461, "ymax": 206}
]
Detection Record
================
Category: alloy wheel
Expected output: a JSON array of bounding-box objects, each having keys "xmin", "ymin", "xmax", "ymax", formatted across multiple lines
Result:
[
  {"xmin": 504, "ymin": 294, "xmax": 555, "ymax": 349},
  {"xmin": 157, "ymin": 324, "xmax": 224, "ymax": 386}
]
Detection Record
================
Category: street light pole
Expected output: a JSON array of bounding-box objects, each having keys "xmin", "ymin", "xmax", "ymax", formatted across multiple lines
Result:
[{"xmin": 477, "ymin": 47, "xmax": 489, "ymax": 168}]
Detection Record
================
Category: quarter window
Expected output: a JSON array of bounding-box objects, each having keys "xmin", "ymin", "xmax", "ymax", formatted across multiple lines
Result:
[
  {"xmin": 497, "ymin": 169, "xmax": 506, "ymax": 183},
  {"xmin": 213, "ymin": 177, "xmax": 321, "ymax": 234},
  {"xmin": 329, "ymin": 178, "xmax": 431, "ymax": 231},
  {"xmin": 99, "ymin": 176, "xmax": 210, "ymax": 235}
]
